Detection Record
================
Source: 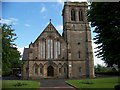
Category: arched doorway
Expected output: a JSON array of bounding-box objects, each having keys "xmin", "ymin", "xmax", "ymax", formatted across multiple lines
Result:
[{"xmin": 47, "ymin": 66, "xmax": 54, "ymax": 77}]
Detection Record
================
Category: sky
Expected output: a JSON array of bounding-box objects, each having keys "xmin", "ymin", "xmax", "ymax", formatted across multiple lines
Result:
[{"xmin": 1, "ymin": 0, "xmax": 105, "ymax": 66}]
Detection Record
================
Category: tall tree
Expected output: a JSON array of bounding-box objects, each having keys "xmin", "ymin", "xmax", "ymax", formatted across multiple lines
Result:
[
  {"xmin": 2, "ymin": 24, "xmax": 21, "ymax": 76},
  {"xmin": 88, "ymin": 2, "xmax": 120, "ymax": 68}
]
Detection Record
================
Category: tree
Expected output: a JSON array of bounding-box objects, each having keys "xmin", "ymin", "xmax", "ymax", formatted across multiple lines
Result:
[
  {"xmin": 94, "ymin": 64, "xmax": 108, "ymax": 72},
  {"xmin": 88, "ymin": 2, "xmax": 120, "ymax": 68},
  {"xmin": 2, "ymin": 24, "xmax": 21, "ymax": 76}
]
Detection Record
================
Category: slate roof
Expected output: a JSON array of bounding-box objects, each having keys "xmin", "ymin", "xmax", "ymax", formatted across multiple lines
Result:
[
  {"xmin": 22, "ymin": 48, "xmax": 32, "ymax": 60},
  {"xmin": 33, "ymin": 22, "xmax": 64, "ymax": 44}
]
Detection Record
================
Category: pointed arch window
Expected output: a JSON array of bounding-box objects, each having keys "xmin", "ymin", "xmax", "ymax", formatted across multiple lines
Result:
[
  {"xmin": 39, "ymin": 64, "xmax": 43, "ymax": 75},
  {"xmin": 34, "ymin": 67, "xmax": 38, "ymax": 76},
  {"xmin": 54, "ymin": 41, "xmax": 61, "ymax": 59},
  {"xmin": 40, "ymin": 41, "xmax": 45, "ymax": 59},
  {"xmin": 59, "ymin": 68, "xmax": 61, "ymax": 73},
  {"xmin": 57, "ymin": 41, "xmax": 60, "ymax": 57},
  {"xmin": 47, "ymin": 39, "xmax": 53, "ymax": 59},
  {"xmin": 79, "ymin": 10, "xmax": 83, "ymax": 21},
  {"xmin": 71, "ymin": 9, "xmax": 76, "ymax": 21},
  {"xmin": 40, "ymin": 67, "xmax": 43, "ymax": 75},
  {"xmin": 64, "ymin": 68, "xmax": 67, "ymax": 74}
]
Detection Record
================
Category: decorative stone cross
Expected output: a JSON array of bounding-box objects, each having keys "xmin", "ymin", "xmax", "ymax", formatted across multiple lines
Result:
[{"xmin": 50, "ymin": 19, "xmax": 51, "ymax": 23}]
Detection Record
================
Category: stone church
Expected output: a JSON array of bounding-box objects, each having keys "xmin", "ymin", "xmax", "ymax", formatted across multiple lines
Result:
[{"xmin": 22, "ymin": 2, "xmax": 94, "ymax": 79}]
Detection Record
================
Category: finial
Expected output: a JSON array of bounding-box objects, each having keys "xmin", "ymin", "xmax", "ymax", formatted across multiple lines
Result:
[{"xmin": 50, "ymin": 19, "xmax": 51, "ymax": 23}]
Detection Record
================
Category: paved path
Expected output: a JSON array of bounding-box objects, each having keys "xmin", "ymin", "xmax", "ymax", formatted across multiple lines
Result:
[{"xmin": 38, "ymin": 79, "xmax": 77, "ymax": 90}]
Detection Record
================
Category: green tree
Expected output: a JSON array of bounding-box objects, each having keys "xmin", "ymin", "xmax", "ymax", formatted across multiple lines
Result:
[
  {"xmin": 94, "ymin": 64, "xmax": 108, "ymax": 72},
  {"xmin": 88, "ymin": 2, "xmax": 120, "ymax": 68},
  {"xmin": 2, "ymin": 24, "xmax": 21, "ymax": 76}
]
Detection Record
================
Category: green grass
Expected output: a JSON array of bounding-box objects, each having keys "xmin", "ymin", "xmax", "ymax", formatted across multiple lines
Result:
[
  {"xmin": 2, "ymin": 80, "xmax": 40, "ymax": 90},
  {"xmin": 66, "ymin": 77, "xmax": 119, "ymax": 90}
]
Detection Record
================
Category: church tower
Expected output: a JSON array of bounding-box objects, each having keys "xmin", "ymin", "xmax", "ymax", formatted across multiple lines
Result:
[{"xmin": 62, "ymin": 2, "xmax": 94, "ymax": 78}]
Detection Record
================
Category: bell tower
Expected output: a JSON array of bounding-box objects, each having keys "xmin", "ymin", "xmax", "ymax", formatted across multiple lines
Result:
[{"xmin": 62, "ymin": 2, "xmax": 94, "ymax": 78}]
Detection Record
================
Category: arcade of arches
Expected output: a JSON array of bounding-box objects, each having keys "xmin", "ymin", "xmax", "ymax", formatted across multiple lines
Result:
[{"xmin": 31, "ymin": 62, "xmax": 67, "ymax": 78}]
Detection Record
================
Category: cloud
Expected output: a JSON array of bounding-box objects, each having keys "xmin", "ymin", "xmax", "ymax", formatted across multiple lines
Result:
[
  {"xmin": 0, "ymin": 18, "xmax": 12, "ymax": 25},
  {"xmin": 17, "ymin": 45, "xmax": 28, "ymax": 60},
  {"xmin": 17, "ymin": 46, "xmax": 25, "ymax": 60},
  {"xmin": 25, "ymin": 24, "xmax": 31, "ymax": 27},
  {"xmin": 92, "ymin": 40, "xmax": 105, "ymax": 66},
  {"xmin": 68, "ymin": 0, "xmax": 87, "ymax": 2},
  {"xmin": 0, "ymin": 18, "xmax": 18, "ymax": 25},
  {"xmin": 58, "ymin": 0, "xmax": 63, "ymax": 4},
  {"xmin": 17, "ymin": 47, "xmax": 24, "ymax": 55},
  {"xmin": 2, "ymin": 0, "xmax": 88, "ymax": 2},
  {"xmin": 57, "ymin": 0, "xmax": 87, "ymax": 3},
  {"xmin": 56, "ymin": 25, "xmax": 63, "ymax": 35},
  {"xmin": 56, "ymin": 25, "xmax": 63, "ymax": 31},
  {"xmin": 16, "ymin": 45, "xmax": 28, "ymax": 55},
  {"xmin": 40, "ymin": 6, "xmax": 47, "ymax": 13},
  {"xmin": 9, "ymin": 18, "xmax": 18, "ymax": 22}
]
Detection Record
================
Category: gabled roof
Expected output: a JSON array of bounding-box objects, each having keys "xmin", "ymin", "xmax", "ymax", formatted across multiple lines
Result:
[
  {"xmin": 44, "ymin": 22, "xmax": 57, "ymax": 32},
  {"xmin": 33, "ymin": 22, "xmax": 63, "ymax": 44}
]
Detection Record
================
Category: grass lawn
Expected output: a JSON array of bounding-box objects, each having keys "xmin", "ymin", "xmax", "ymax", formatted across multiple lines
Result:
[
  {"xmin": 2, "ymin": 80, "xmax": 40, "ymax": 90},
  {"xmin": 66, "ymin": 77, "xmax": 119, "ymax": 90}
]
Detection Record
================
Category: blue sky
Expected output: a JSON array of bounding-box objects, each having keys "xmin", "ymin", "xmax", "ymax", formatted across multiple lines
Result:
[
  {"xmin": 2, "ymin": 2, "xmax": 63, "ymax": 47},
  {"xmin": 2, "ymin": 1, "xmax": 105, "ymax": 65}
]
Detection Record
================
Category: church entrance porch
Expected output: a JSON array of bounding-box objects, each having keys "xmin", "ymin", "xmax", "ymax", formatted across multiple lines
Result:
[{"xmin": 47, "ymin": 66, "xmax": 54, "ymax": 77}]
